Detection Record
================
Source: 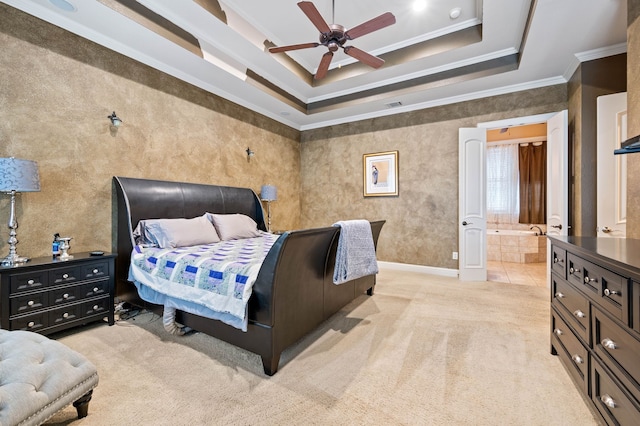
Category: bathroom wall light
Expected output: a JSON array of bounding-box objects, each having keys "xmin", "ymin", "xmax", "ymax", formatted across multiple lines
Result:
[{"xmin": 108, "ymin": 111, "xmax": 122, "ymax": 127}]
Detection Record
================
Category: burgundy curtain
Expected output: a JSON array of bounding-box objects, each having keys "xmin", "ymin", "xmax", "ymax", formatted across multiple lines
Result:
[{"xmin": 518, "ymin": 143, "xmax": 546, "ymax": 224}]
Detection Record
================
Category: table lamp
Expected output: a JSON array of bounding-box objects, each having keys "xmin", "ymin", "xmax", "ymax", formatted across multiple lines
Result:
[
  {"xmin": 260, "ymin": 185, "xmax": 277, "ymax": 232},
  {"xmin": 0, "ymin": 157, "xmax": 41, "ymax": 266}
]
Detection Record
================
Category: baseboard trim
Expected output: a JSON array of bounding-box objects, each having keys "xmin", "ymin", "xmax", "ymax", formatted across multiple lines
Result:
[{"xmin": 378, "ymin": 261, "xmax": 459, "ymax": 278}]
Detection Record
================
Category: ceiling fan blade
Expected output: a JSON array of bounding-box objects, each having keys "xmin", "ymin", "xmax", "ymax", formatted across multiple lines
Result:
[
  {"xmin": 298, "ymin": 1, "xmax": 331, "ymax": 34},
  {"xmin": 343, "ymin": 46, "xmax": 384, "ymax": 68},
  {"xmin": 315, "ymin": 51, "xmax": 333, "ymax": 80},
  {"xmin": 345, "ymin": 12, "xmax": 396, "ymax": 40},
  {"xmin": 269, "ymin": 42, "xmax": 320, "ymax": 53}
]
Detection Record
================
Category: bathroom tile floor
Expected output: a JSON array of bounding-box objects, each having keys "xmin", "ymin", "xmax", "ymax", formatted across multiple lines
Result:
[{"xmin": 487, "ymin": 260, "xmax": 548, "ymax": 287}]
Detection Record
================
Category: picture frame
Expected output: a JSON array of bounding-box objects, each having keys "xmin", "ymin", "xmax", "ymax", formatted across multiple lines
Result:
[{"xmin": 363, "ymin": 151, "xmax": 399, "ymax": 197}]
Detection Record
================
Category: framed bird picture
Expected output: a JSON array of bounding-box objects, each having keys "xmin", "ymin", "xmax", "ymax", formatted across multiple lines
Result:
[{"xmin": 363, "ymin": 151, "xmax": 398, "ymax": 197}]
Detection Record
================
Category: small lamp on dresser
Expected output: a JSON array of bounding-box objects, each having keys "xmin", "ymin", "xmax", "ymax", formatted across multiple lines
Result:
[
  {"xmin": 0, "ymin": 157, "xmax": 41, "ymax": 266},
  {"xmin": 260, "ymin": 184, "xmax": 277, "ymax": 233}
]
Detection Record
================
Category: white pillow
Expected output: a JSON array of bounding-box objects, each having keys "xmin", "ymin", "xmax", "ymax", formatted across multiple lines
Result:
[
  {"xmin": 136, "ymin": 214, "xmax": 221, "ymax": 248},
  {"xmin": 208, "ymin": 213, "xmax": 261, "ymax": 240}
]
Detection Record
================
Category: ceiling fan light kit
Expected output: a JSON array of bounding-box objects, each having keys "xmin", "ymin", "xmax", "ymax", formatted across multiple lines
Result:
[{"xmin": 268, "ymin": 1, "xmax": 396, "ymax": 80}]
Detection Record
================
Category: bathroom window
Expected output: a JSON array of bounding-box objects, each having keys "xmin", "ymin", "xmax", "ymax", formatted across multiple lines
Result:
[{"xmin": 487, "ymin": 144, "xmax": 520, "ymax": 224}]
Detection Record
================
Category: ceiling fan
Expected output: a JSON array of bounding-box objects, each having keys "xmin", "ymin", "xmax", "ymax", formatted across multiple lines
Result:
[{"xmin": 268, "ymin": 1, "xmax": 396, "ymax": 80}]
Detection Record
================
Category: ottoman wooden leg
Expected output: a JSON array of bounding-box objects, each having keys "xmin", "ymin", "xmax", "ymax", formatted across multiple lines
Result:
[{"xmin": 72, "ymin": 389, "xmax": 93, "ymax": 419}]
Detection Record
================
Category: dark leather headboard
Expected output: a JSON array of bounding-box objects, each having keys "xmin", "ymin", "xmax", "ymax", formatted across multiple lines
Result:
[{"xmin": 113, "ymin": 176, "xmax": 266, "ymax": 297}]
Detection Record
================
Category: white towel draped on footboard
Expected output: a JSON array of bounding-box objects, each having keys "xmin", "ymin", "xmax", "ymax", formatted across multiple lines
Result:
[{"xmin": 332, "ymin": 220, "xmax": 379, "ymax": 285}]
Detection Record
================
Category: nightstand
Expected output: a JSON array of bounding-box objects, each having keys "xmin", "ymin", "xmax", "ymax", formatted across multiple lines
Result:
[{"xmin": 0, "ymin": 252, "xmax": 116, "ymax": 335}]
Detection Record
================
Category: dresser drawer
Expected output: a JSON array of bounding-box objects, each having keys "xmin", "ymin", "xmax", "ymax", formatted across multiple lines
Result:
[
  {"xmin": 49, "ymin": 303, "xmax": 83, "ymax": 327},
  {"xmin": 10, "ymin": 291, "xmax": 48, "ymax": 316},
  {"xmin": 82, "ymin": 296, "xmax": 110, "ymax": 318},
  {"xmin": 83, "ymin": 279, "xmax": 110, "ymax": 298},
  {"xmin": 552, "ymin": 275, "xmax": 589, "ymax": 343},
  {"xmin": 552, "ymin": 310, "xmax": 589, "ymax": 393},
  {"xmin": 80, "ymin": 260, "xmax": 110, "ymax": 280},
  {"xmin": 592, "ymin": 358, "xmax": 640, "ymax": 426},
  {"xmin": 49, "ymin": 265, "xmax": 82, "ymax": 285},
  {"xmin": 593, "ymin": 306, "xmax": 640, "ymax": 403},
  {"xmin": 10, "ymin": 311, "xmax": 47, "ymax": 332},
  {"xmin": 50, "ymin": 284, "xmax": 84, "ymax": 306},
  {"xmin": 9, "ymin": 270, "xmax": 48, "ymax": 293},
  {"xmin": 551, "ymin": 245, "xmax": 567, "ymax": 279}
]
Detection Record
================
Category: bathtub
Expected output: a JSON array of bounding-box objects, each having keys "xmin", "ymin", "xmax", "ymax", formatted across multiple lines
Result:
[{"xmin": 487, "ymin": 229, "xmax": 546, "ymax": 263}]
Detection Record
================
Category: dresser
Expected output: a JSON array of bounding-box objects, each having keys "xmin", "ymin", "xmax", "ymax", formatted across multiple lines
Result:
[
  {"xmin": 0, "ymin": 252, "xmax": 115, "ymax": 335},
  {"xmin": 550, "ymin": 237, "xmax": 640, "ymax": 425}
]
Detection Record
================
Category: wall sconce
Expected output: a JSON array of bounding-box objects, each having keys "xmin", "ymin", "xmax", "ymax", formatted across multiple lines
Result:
[
  {"xmin": 246, "ymin": 147, "xmax": 255, "ymax": 160},
  {"xmin": 108, "ymin": 111, "xmax": 122, "ymax": 127},
  {"xmin": 0, "ymin": 157, "xmax": 41, "ymax": 266},
  {"xmin": 260, "ymin": 184, "xmax": 277, "ymax": 232}
]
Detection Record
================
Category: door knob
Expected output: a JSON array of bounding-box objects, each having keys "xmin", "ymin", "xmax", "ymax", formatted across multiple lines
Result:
[
  {"xmin": 601, "ymin": 226, "xmax": 612, "ymax": 233},
  {"xmin": 551, "ymin": 224, "xmax": 562, "ymax": 230},
  {"xmin": 462, "ymin": 221, "xmax": 473, "ymax": 226}
]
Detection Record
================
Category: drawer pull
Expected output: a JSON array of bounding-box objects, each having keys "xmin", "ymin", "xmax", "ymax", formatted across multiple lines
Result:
[
  {"xmin": 27, "ymin": 321, "xmax": 35, "ymax": 328},
  {"xmin": 573, "ymin": 310, "xmax": 586, "ymax": 318},
  {"xmin": 603, "ymin": 288, "xmax": 619, "ymax": 297},
  {"xmin": 63, "ymin": 293, "xmax": 69, "ymax": 299},
  {"xmin": 584, "ymin": 276, "xmax": 597, "ymax": 284},
  {"xmin": 571, "ymin": 354, "xmax": 584, "ymax": 364},
  {"xmin": 569, "ymin": 267, "xmax": 581, "ymax": 274},
  {"xmin": 62, "ymin": 273, "xmax": 69, "ymax": 279},
  {"xmin": 601, "ymin": 394, "xmax": 616, "ymax": 409},
  {"xmin": 27, "ymin": 279, "xmax": 35, "ymax": 285},
  {"xmin": 63, "ymin": 312, "xmax": 69, "ymax": 318},
  {"xmin": 554, "ymin": 292, "xmax": 565, "ymax": 299},
  {"xmin": 93, "ymin": 304, "xmax": 99, "ymax": 311},
  {"xmin": 93, "ymin": 287, "xmax": 99, "ymax": 292},
  {"xmin": 602, "ymin": 338, "xmax": 617, "ymax": 350},
  {"xmin": 553, "ymin": 328, "xmax": 563, "ymax": 336},
  {"xmin": 28, "ymin": 300, "xmax": 34, "ymax": 306},
  {"xmin": 553, "ymin": 257, "xmax": 564, "ymax": 264},
  {"xmin": 92, "ymin": 268, "xmax": 99, "ymax": 274}
]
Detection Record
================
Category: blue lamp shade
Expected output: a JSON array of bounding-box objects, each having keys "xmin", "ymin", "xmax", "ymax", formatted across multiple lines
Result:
[
  {"xmin": 0, "ymin": 158, "xmax": 41, "ymax": 192},
  {"xmin": 260, "ymin": 185, "xmax": 277, "ymax": 201}
]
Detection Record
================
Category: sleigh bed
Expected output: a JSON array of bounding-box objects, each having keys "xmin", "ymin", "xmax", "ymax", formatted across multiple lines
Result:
[{"xmin": 113, "ymin": 176, "xmax": 384, "ymax": 375}]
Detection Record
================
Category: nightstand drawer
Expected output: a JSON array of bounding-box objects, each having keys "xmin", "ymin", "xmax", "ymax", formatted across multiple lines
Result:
[
  {"xmin": 10, "ymin": 270, "xmax": 48, "ymax": 293},
  {"xmin": 50, "ymin": 284, "xmax": 83, "ymax": 306},
  {"xmin": 10, "ymin": 291, "xmax": 48, "ymax": 316},
  {"xmin": 49, "ymin": 303, "xmax": 83, "ymax": 327},
  {"xmin": 11, "ymin": 311, "xmax": 47, "ymax": 332},
  {"xmin": 552, "ymin": 275, "xmax": 589, "ymax": 343}
]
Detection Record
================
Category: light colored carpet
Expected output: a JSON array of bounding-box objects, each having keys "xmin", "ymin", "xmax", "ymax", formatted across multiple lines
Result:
[{"xmin": 45, "ymin": 268, "xmax": 599, "ymax": 425}]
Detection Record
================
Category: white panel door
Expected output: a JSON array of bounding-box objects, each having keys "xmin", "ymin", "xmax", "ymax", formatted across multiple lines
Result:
[
  {"xmin": 459, "ymin": 128, "xmax": 487, "ymax": 281},
  {"xmin": 547, "ymin": 110, "xmax": 569, "ymax": 237},
  {"xmin": 597, "ymin": 92, "xmax": 627, "ymax": 238}
]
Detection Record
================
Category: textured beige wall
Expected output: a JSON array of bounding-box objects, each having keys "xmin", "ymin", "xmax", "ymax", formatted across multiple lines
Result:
[
  {"xmin": 627, "ymin": 0, "xmax": 640, "ymax": 238},
  {"xmin": 301, "ymin": 86, "xmax": 567, "ymax": 269},
  {"xmin": 0, "ymin": 4, "xmax": 300, "ymax": 259}
]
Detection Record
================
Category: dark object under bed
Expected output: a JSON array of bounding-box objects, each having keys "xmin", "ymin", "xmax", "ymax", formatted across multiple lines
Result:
[{"xmin": 113, "ymin": 176, "xmax": 384, "ymax": 375}]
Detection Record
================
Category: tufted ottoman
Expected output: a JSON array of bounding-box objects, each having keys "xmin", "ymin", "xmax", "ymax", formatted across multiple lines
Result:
[{"xmin": 0, "ymin": 329, "xmax": 98, "ymax": 426}]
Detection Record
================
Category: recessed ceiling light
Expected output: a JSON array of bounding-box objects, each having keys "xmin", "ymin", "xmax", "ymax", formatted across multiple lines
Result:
[
  {"xmin": 412, "ymin": 1, "xmax": 427, "ymax": 13},
  {"xmin": 49, "ymin": 0, "xmax": 76, "ymax": 12},
  {"xmin": 449, "ymin": 7, "xmax": 462, "ymax": 20},
  {"xmin": 280, "ymin": 112, "xmax": 290, "ymax": 116}
]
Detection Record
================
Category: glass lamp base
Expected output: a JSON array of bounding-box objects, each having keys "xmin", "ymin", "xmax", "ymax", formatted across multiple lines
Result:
[{"xmin": 1, "ymin": 253, "xmax": 29, "ymax": 267}]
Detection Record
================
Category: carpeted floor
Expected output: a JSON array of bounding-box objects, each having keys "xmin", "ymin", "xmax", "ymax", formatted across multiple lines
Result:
[{"xmin": 45, "ymin": 268, "xmax": 599, "ymax": 425}]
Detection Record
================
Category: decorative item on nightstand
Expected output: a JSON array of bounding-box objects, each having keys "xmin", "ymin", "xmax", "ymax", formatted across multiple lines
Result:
[
  {"xmin": 0, "ymin": 157, "xmax": 41, "ymax": 266},
  {"xmin": 260, "ymin": 184, "xmax": 277, "ymax": 233}
]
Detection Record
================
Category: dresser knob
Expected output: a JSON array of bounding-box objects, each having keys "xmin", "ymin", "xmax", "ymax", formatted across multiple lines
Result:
[
  {"xmin": 554, "ymin": 328, "xmax": 563, "ymax": 336},
  {"xmin": 93, "ymin": 304, "xmax": 99, "ymax": 311},
  {"xmin": 27, "ymin": 279, "xmax": 35, "ymax": 285},
  {"xmin": 604, "ymin": 288, "xmax": 619, "ymax": 297},
  {"xmin": 554, "ymin": 292, "xmax": 565, "ymax": 299},
  {"xmin": 571, "ymin": 354, "xmax": 583, "ymax": 364},
  {"xmin": 602, "ymin": 338, "xmax": 617, "ymax": 350},
  {"xmin": 569, "ymin": 267, "xmax": 581, "ymax": 274},
  {"xmin": 63, "ymin": 293, "xmax": 69, "ymax": 299},
  {"xmin": 584, "ymin": 276, "xmax": 597, "ymax": 284},
  {"xmin": 573, "ymin": 310, "xmax": 586, "ymax": 319},
  {"xmin": 63, "ymin": 312, "xmax": 69, "ymax": 318},
  {"xmin": 62, "ymin": 273, "xmax": 69, "ymax": 279},
  {"xmin": 28, "ymin": 300, "xmax": 34, "ymax": 306},
  {"xmin": 27, "ymin": 321, "xmax": 35, "ymax": 328},
  {"xmin": 601, "ymin": 394, "xmax": 616, "ymax": 409},
  {"xmin": 93, "ymin": 287, "xmax": 99, "ymax": 292},
  {"xmin": 554, "ymin": 257, "xmax": 558, "ymax": 263},
  {"xmin": 93, "ymin": 268, "xmax": 99, "ymax": 274}
]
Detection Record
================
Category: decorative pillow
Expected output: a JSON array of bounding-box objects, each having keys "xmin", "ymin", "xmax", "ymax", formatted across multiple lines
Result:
[
  {"xmin": 208, "ymin": 213, "xmax": 261, "ymax": 240},
  {"xmin": 134, "ymin": 214, "xmax": 221, "ymax": 248}
]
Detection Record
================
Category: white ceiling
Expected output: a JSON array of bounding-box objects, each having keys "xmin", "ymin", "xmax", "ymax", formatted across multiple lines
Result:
[{"xmin": 2, "ymin": 0, "xmax": 627, "ymax": 130}]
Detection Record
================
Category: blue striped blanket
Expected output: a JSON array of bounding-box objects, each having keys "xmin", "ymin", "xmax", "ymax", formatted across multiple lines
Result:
[{"xmin": 128, "ymin": 233, "xmax": 279, "ymax": 329}]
